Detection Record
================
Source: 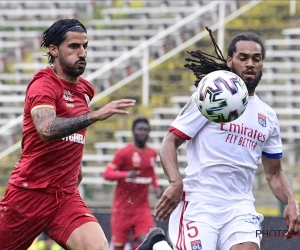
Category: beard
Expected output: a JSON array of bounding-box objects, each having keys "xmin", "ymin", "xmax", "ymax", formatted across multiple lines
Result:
[
  {"xmin": 59, "ymin": 57, "xmax": 85, "ymax": 77},
  {"xmin": 231, "ymin": 66, "xmax": 262, "ymax": 92}
]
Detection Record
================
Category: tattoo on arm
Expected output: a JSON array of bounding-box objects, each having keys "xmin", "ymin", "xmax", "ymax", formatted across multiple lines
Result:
[
  {"xmin": 32, "ymin": 108, "xmax": 93, "ymax": 141},
  {"xmin": 47, "ymin": 114, "xmax": 91, "ymax": 139}
]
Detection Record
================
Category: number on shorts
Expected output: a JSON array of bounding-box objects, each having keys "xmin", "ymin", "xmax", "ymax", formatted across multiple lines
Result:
[{"xmin": 186, "ymin": 221, "xmax": 199, "ymax": 238}]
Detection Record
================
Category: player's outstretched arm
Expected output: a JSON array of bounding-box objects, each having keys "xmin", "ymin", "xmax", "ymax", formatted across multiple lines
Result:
[
  {"xmin": 262, "ymin": 155, "xmax": 300, "ymax": 237},
  {"xmin": 154, "ymin": 132, "xmax": 185, "ymax": 221},
  {"xmin": 32, "ymin": 99, "xmax": 135, "ymax": 141}
]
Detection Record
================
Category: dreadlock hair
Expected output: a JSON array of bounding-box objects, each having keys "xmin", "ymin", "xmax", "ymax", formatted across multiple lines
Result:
[
  {"xmin": 185, "ymin": 27, "xmax": 265, "ymax": 87},
  {"xmin": 132, "ymin": 117, "xmax": 150, "ymax": 131},
  {"xmin": 41, "ymin": 19, "xmax": 87, "ymax": 65}
]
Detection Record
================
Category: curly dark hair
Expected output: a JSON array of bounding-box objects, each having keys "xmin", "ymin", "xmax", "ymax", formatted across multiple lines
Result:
[{"xmin": 41, "ymin": 19, "xmax": 87, "ymax": 64}]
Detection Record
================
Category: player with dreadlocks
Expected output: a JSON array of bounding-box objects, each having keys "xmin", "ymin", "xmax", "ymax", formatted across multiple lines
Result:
[
  {"xmin": 184, "ymin": 27, "xmax": 264, "ymax": 93},
  {"xmin": 0, "ymin": 19, "xmax": 135, "ymax": 250},
  {"xmin": 145, "ymin": 27, "xmax": 300, "ymax": 250}
]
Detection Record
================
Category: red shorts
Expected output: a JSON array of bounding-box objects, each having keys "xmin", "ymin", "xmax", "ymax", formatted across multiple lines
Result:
[
  {"xmin": 111, "ymin": 207, "xmax": 154, "ymax": 246},
  {"xmin": 0, "ymin": 184, "xmax": 98, "ymax": 250}
]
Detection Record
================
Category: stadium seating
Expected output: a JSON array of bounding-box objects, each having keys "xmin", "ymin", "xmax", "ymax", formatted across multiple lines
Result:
[
  {"xmin": 87, "ymin": 17, "xmax": 177, "ymax": 29},
  {"xmin": 0, "ymin": 8, "xmax": 76, "ymax": 20},
  {"xmin": 282, "ymin": 27, "xmax": 300, "ymax": 38},
  {"xmin": 0, "ymin": 41, "xmax": 24, "ymax": 61},
  {"xmin": 0, "ymin": 20, "xmax": 59, "ymax": 30},
  {"xmin": 265, "ymin": 38, "xmax": 300, "ymax": 49}
]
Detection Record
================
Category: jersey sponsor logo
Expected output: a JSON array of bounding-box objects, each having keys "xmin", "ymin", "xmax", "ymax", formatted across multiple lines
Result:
[
  {"xmin": 258, "ymin": 113, "xmax": 267, "ymax": 127},
  {"xmin": 221, "ymin": 123, "xmax": 266, "ymax": 142},
  {"xmin": 125, "ymin": 177, "xmax": 152, "ymax": 184},
  {"xmin": 191, "ymin": 239, "xmax": 202, "ymax": 250},
  {"xmin": 221, "ymin": 122, "xmax": 266, "ymax": 150},
  {"xmin": 224, "ymin": 133, "xmax": 258, "ymax": 150},
  {"xmin": 63, "ymin": 90, "xmax": 73, "ymax": 102},
  {"xmin": 62, "ymin": 133, "xmax": 86, "ymax": 144}
]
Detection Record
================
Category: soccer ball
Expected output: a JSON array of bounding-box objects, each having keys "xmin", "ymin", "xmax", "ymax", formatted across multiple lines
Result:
[{"xmin": 194, "ymin": 70, "xmax": 248, "ymax": 123}]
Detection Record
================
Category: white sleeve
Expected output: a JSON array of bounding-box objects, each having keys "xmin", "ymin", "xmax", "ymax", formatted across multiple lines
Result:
[
  {"xmin": 262, "ymin": 115, "xmax": 282, "ymax": 157},
  {"xmin": 171, "ymin": 92, "xmax": 208, "ymax": 139}
]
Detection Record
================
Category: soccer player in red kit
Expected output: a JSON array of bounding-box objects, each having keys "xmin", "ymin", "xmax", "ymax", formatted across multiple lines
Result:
[
  {"xmin": 0, "ymin": 19, "xmax": 135, "ymax": 250},
  {"xmin": 103, "ymin": 117, "xmax": 162, "ymax": 250}
]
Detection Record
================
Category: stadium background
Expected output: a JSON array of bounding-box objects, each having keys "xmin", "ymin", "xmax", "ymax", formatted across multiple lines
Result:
[{"xmin": 0, "ymin": 0, "xmax": 300, "ymax": 249}]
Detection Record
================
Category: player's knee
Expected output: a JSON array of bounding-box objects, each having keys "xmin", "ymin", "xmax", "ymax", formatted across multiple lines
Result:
[
  {"xmin": 100, "ymin": 240, "xmax": 109, "ymax": 250},
  {"xmin": 87, "ymin": 239, "xmax": 109, "ymax": 250},
  {"xmin": 97, "ymin": 238, "xmax": 109, "ymax": 250}
]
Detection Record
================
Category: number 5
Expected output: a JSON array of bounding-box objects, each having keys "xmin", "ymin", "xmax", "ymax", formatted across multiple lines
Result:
[{"xmin": 186, "ymin": 221, "xmax": 198, "ymax": 238}]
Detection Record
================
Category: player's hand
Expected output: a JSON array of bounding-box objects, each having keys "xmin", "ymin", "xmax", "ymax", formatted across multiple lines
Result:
[
  {"xmin": 93, "ymin": 99, "xmax": 136, "ymax": 121},
  {"xmin": 154, "ymin": 181, "xmax": 183, "ymax": 221},
  {"xmin": 126, "ymin": 170, "xmax": 140, "ymax": 179},
  {"xmin": 284, "ymin": 200, "xmax": 300, "ymax": 239}
]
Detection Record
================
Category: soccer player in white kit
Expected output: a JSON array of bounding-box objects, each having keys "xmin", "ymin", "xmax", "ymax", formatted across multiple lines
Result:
[{"xmin": 150, "ymin": 28, "xmax": 300, "ymax": 250}]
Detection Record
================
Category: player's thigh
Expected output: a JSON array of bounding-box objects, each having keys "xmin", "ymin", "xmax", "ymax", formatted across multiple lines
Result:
[
  {"xmin": 66, "ymin": 221, "xmax": 109, "ymax": 250},
  {"xmin": 169, "ymin": 201, "xmax": 219, "ymax": 250}
]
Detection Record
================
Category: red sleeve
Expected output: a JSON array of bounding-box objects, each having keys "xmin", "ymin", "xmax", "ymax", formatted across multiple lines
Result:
[
  {"xmin": 27, "ymin": 77, "xmax": 58, "ymax": 111},
  {"xmin": 102, "ymin": 163, "xmax": 128, "ymax": 180},
  {"xmin": 110, "ymin": 147, "xmax": 127, "ymax": 171},
  {"xmin": 169, "ymin": 126, "xmax": 191, "ymax": 140}
]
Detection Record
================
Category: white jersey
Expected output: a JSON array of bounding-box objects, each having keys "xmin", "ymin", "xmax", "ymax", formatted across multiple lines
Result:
[{"xmin": 171, "ymin": 93, "xmax": 282, "ymax": 204}]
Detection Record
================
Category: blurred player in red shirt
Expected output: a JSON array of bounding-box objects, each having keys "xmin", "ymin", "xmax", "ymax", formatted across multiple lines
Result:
[
  {"xmin": 103, "ymin": 117, "xmax": 162, "ymax": 250},
  {"xmin": 0, "ymin": 19, "xmax": 135, "ymax": 250}
]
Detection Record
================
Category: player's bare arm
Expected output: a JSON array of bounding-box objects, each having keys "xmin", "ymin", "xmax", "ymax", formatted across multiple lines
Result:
[
  {"xmin": 154, "ymin": 132, "xmax": 184, "ymax": 221},
  {"xmin": 262, "ymin": 156, "xmax": 295, "ymax": 206},
  {"xmin": 32, "ymin": 99, "xmax": 135, "ymax": 141},
  {"xmin": 32, "ymin": 107, "xmax": 90, "ymax": 141},
  {"xmin": 262, "ymin": 155, "xmax": 300, "ymax": 236}
]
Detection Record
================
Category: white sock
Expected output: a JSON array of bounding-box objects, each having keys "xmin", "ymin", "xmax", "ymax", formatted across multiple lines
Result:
[{"xmin": 153, "ymin": 241, "xmax": 172, "ymax": 250}]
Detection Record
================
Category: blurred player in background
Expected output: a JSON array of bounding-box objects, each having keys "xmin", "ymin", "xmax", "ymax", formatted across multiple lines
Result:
[
  {"xmin": 103, "ymin": 117, "xmax": 163, "ymax": 250},
  {"xmin": 0, "ymin": 19, "xmax": 135, "ymax": 250},
  {"xmin": 151, "ymin": 27, "xmax": 300, "ymax": 250}
]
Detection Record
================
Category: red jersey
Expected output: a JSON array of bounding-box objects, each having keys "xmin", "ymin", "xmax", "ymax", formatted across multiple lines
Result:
[
  {"xmin": 9, "ymin": 66, "xmax": 94, "ymax": 190},
  {"xmin": 102, "ymin": 143, "xmax": 159, "ymax": 211}
]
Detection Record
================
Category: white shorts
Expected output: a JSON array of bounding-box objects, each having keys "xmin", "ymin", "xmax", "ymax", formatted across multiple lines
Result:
[{"xmin": 168, "ymin": 201, "xmax": 264, "ymax": 250}]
